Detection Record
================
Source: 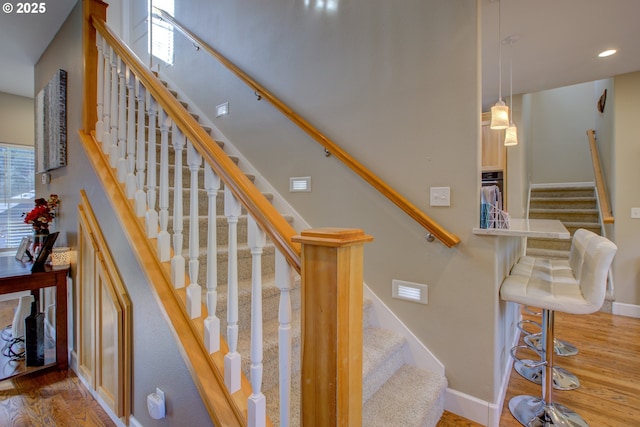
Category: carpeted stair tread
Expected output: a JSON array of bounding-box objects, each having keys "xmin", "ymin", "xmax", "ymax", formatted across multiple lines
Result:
[{"xmin": 362, "ymin": 364, "xmax": 447, "ymax": 427}]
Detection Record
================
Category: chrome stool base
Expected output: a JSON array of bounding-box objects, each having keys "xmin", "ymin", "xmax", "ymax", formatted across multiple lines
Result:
[
  {"xmin": 509, "ymin": 395, "xmax": 588, "ymax": 427},
  {"xmin": 514, "ymin": 360, "xmax": 580, "ymax": 390},
  {"xmin": 525, "ymin": 334, "xmax": 579, "ymax": 357}
]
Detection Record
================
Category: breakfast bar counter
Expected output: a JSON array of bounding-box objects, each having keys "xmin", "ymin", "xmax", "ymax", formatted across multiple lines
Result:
[{"xmin": 473, "ymin": 218, "xmax": 571, "ymax": 240}]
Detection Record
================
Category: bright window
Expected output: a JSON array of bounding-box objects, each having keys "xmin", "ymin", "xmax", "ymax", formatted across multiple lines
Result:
[
  {"xmin": 151, "ymin": 0, "xmax": 175, "ymax": 66},
  {"xmin": 0, "ymin": 144, "xmax": 35, "ymax": 250}
]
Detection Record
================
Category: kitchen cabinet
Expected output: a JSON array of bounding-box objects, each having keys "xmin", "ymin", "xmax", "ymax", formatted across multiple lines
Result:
[{"xmin": 481, "ymin": 112, "xmax": 506, "ymax": 172}]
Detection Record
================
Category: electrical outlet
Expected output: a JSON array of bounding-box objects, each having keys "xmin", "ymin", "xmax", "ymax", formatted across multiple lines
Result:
[{"xmin": 430, "ymin": 187, "xmax": 450, "ymax": 207}]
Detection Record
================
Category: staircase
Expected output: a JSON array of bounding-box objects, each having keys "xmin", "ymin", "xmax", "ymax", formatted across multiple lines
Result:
[
  {"xmin": 527, "ymin": 184, "xmax": 601, "ymax": 258},
  {"xmin": 157, "ymin": 81, "xmax": 448, "ymax": 426}
]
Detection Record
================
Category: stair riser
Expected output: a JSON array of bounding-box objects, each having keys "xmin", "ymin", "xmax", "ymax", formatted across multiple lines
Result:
[
  {"xmin": 527, "ymin": 238, "xmax": 572, "ymax": 252},
  {"xmin": 530, "ymin": 188, "xmax": 595, "ymax": 198},
  {"xmin": 529, "ymin": 210, "xmax": 599, "ymax": 223},
  {"xmin": 362, "ymin": 346, "xmax": 404, "ymax": 402},
  {"xmin": 565, "ymin": 224, "xmax": 601, "ymax": 235},
  {"xmin": 530, "ymin": 199, "xmax": 597, "ymax": 210}
]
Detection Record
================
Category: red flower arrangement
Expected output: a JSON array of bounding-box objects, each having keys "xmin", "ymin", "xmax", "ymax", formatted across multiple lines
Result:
[{"xmin": 23, "ymin": 194, "xmax": 60, "ymax": 232}]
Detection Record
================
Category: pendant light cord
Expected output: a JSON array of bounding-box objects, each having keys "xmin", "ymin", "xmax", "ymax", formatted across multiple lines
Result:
[
  {"xmin": 498, "ymin": 0, "xmax": 502, "ymax": 101},
  {"xmin": 509, "ymin": 43, "xmax": 513, "ymax": 123}
]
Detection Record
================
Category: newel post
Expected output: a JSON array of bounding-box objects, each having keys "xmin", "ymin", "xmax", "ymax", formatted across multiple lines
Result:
[
  {"xmin": 82, "ymin": 0, "xmax": 108, "ymax": 133},
  {"xmin": 292, "ymin": 228, "xmax": 373, "ymax": 427}
]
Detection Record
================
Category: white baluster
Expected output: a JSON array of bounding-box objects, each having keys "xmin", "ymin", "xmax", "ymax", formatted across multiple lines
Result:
[
  {"xmin": 106, "ymin": 46, "xmax": 118, "ymax": 160},
  {"xmin": 204, "ymin": 163, "xmax": 220, "ymax": 353},
  {"xmin": 275, "ymin": 250, "xmax": 294, "ymax": 427},
  {"xmin": 116, "ymin": 58, "xmax": 127, "ymax": 182},
  {"xmin": 186, "ymin": 142, "xmax": 202, "ymax": 318},
  {"xmin": 248, "ymin": 216, "xmax": 266, "ymax": 427},
  {"xmin": 145, "ymin": 96, "xmax": 159, "ymax": 238},
  {"xmin": 224, "ymin": 186, "xmax": 242, "ymax": 393},
  {"xmin": 125, "ymin": 67, "xmax": 137, "ymax": 199},
  {"xmin": 157, "ymin": 109, "xmax": 171, "ymax": 262},
  {"xmin": 171, "ymin": 124, "xmax": 186, "ymax": 289},
  {"xmin": 134, "ymin": 78, "xmax": 147, "ymax": 217},
  {"xmin": 95, "ymin": 33, "xmax": 104, "ymax": 142}
]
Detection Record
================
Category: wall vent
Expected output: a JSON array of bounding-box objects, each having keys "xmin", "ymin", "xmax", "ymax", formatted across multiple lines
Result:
[
  {"xmin": 215, "ymin": 102, "xmax": 229, "ymax": 117},
  {"xmin": 289, "ymin": 176, "xmax": 311, "ymax": 192},
  {"xmin": 392, "ymin": 279, "xmax": 428, "ymax": 304}
]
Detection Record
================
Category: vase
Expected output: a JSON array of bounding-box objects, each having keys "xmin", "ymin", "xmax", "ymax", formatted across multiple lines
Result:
[{"xmin": 32, "ymin": 229, "xmax": 49, "ymax": 258}]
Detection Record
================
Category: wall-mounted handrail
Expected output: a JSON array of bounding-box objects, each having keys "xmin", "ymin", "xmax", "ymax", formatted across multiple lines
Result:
[
  {"xmin": 153, "ymin": 8, "xmax": 460, "ymax": 248},
  {"xmin": 90, "ymin": 15, "xmax": 302, "ymax": 272},
  {"xmin": 586, "ymin": 130, "xmax": 614, "ymax": 224}
]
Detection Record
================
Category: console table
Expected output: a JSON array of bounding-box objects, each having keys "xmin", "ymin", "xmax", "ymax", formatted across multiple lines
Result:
[{"xmin": 0, "ymin": 256, "xmax": 69, "ymax": 372}]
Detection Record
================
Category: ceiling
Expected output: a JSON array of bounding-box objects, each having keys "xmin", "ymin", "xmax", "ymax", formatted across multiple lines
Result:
[
  {"xmin": 481, "ymin": 0, "xmax": 640, "ymax": 111},
  {"xmin": 0, "ymin": 0, "xmax": 76, "ymax": 97},
  {"xmin": 1, "ymin": 0, "xmax": 640, "ymax": 110}
]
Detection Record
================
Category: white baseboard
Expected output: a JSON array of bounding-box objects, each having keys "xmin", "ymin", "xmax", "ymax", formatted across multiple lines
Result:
[
  {"xmin": 612, "ymin": 302, "xmax": 640, "ymax": 318},
  {"xmin": 444, "ymin": 325, "xmax": 519, "ymax": 426},
  {"xmin": 129, "ymin": 416, "xmax": 144, "ymax": 427}
]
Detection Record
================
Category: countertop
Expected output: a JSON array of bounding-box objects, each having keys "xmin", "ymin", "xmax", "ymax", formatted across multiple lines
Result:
[{"xmin": 473, "ymin": 218, "xmax": 570, "ymax": 239}]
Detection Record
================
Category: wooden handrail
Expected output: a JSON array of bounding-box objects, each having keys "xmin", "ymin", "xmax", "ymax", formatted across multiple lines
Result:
[
  {"xmin": 153, "ymin": 8, "xmax": 460, "ymax": 248},
  {"xmin": 91, "ymin": 16, "xmax": 302, "ymax": 272},
  {"xmin": 586, "ymin": 130, "xmax": 614, "ymax": 224}
]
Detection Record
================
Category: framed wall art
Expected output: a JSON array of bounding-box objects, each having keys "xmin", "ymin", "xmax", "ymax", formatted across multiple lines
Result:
[{"xmin": 35, "ymin": 69, "xmax": 67, "ymax": 173}]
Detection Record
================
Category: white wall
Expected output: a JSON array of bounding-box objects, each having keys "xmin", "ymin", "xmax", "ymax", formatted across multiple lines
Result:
[
  {"xmin": 528, "ymin": 82, "xmax": 596, "ymax": 184},
  {"xmin": 0, "ymin": 92, "xmax": 33, "ymax": 146}
]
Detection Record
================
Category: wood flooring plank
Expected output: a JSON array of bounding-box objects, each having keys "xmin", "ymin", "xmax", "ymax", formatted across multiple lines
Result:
[
  {"xmin": 0, "ymin": 369, "xmax": 115, "ymax": 427},
  {"xmin": 439, "ymin": 308, "xmax": 640, "ymax": 427}
]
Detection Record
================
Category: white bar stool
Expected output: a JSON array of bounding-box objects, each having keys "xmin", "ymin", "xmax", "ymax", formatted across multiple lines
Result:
[
  {"xmin": 508, "ymin": 229, "xmax": 599, "ymax": 390},
  {"xmin": 500, "ymin": 230, "xmax": 616, "ymax": 426}
]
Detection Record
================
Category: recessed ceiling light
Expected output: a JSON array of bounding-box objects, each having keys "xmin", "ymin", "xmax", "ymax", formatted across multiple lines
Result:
[{"xmin": 598, "ymin": 49, "xmax": 617, "ymax": 58}]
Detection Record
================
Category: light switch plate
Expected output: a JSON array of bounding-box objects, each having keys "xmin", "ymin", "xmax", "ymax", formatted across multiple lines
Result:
[
  {"xmin": 631, "ymin": 207, "xmax": 640, "ymax": 219},
  {"xmin": 430, "ymin": 187, "xmax": 450, "ymax": 206}
]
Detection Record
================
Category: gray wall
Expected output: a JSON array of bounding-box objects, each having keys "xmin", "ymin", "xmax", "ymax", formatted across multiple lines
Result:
[
  {"xmin": 135, "ymin": 0, "xmax": 504, "ymax": 403},
  {"xmin": 527, "ymin": 82, "xmax": 596, "ymax": 184},
  {"xmin": 0, "ymin": 92, "xmax": 34, "ymax": 146},
  {"xmin": 34, "ymin": 2, "xmax": 213, "ymax": 425},
  {"xmin": 612, "ymin": 71, "xmax": 640, "ymax": 306}
]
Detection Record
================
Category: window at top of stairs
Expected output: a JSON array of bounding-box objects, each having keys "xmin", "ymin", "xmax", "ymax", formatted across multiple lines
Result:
[{"xmin": 151, "ymin": 0, "xmax": 175, "ymax": 66}]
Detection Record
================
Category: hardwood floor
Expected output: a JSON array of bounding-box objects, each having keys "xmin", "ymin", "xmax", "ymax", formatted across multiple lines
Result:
[
  {"xmin": 0, "ymin": 298, "xmax": 115, "ymax": 426},
  {"xmin": 438, "ymin": 307, "xmax": 640, "ymax": 426},
  {"xmin": 0, "ymin": 369, "xmax": 115, "ymax": 426}
]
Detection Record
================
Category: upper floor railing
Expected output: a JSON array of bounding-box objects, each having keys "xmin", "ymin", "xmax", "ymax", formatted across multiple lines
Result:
[{"xmin": 152, "ymin": 7, "xmax": 460, "ymax": 248}]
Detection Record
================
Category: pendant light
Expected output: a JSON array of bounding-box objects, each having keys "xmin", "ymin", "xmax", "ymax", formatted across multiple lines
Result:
[
  {"xmin": 490, "ymin": 0, "xmax": 509, "ymax": 130},
  {"xmin": 504, "ymin": 36, "xmax": 518, "ymax": 146}
]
